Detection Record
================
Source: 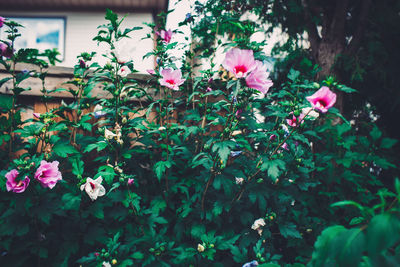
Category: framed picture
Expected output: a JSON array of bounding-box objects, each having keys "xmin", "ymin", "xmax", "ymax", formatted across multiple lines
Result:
[{"xmin": 0, "ymin": 16, "xmax": 65, "ymax": 60}]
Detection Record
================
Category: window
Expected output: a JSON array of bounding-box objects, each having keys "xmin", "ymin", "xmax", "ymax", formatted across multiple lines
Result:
[{"xmin": 0, "ymin": 16, "xmax": 65, "ymax": 60}]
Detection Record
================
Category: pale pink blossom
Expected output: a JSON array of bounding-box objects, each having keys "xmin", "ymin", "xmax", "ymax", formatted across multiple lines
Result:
[
  {"xmin": 34, "ymin": 160, "xmax": 62, "ymax": 189},
  {"xmin": 80, "ymin": 177, "xmax": 106, "ymax": 201},
  {"xmin": 6, "ymin": 169, "xmax": 30, "ymax": 193},
  {"xmin": 306, "ymin": 86, "xmax": 337, "ymax": 113},
  {"xmin": 147, "ymin": 69, "xmax": 156, "ymax": 75},
  {"xmin": 206, "ymin": 87, "xmax": 212, "ymax": 92},
  {"xmin": 245, "ymin": 61, "xmax": 273, "ymax": 94},
  {"xmin": 159, "ymin": 68, "xmax": 185, "ymax": 90},
  {"xmin": 286, "ymin": 112, "xmax": 305, "ymax": 127},
  {"xmin": 222, "ymin": 48, "xmax": 256, "ymax": 78},
  {"xmin": 127, "ymin": 178, "xmax": 134, "ymax": 185},
  {"xmin": 156, "ymin": 29, "xmax": 173, "ymax": 44},
  {"xmin": 281, "ymin": 143, "xmax": 289, "ymax": 151}
]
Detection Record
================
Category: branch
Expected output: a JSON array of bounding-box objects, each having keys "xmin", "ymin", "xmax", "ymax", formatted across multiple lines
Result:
[{"xmin": 347, "ymin": 0, "xmax": 372, "ymax": 54}]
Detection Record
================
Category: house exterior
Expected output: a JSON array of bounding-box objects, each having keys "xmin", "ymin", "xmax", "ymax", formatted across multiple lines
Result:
[{"xmin": 0, "ymin": 0, "xmax": 169, "ymax": 72}]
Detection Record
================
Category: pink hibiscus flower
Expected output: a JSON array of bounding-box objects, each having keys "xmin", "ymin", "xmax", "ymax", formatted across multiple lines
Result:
[
  {"xmin": 34, "ymin": 160, "xmax": 62, "ymax": 189},
  {"xmin": 222, "ymin": 48, "xmax": 256, "ymax": 78},
  {"xmin": 245, "ymin": 61, "xmax": 273, "ymax": 94},
  {"xmin": 6, "ymin": 169, "xmax": 30, "ymax": 193},
  {"xmin": 0, "ymin": 17, "xmax": 5, "ymax": 28},
  {"xmin": 306, "ymin": 86, "xmax": 337, "ymax": 113},
  {"xmin": 286, "ymin": 112, "xmax": 305, "ymax": 127},
  {"xmin": 159, "ymin": 68, "xmax": 185, "ymax": 90},
  {"xmin": 157, "ymin": 29, "xmax": 173, "ymax": 44}
]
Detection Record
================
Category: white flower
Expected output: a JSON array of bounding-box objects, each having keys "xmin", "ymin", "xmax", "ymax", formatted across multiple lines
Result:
[
  {"xmin": 80, "ymin": 177, "xmax": 106, "ymax": 201},
  {"xmin": 102, "ymin": 262, "xmax": 111, "ymax": 267},
  {"xmin": 118, "ymin": 65, "xmax": 131, "ymax": 77},
  {"xmin": 235, "ymin": 177, "xmax": 244, "ymax": 185},
  {"xmin": 158, "ymin": 126, "xmax": 166, "ymax": 131},
  {"xmin": 197, "ymin": 244, "xmax": 205, "ymax": 252},
  {"xmin": 94, "ymin": 104, "xmax": 106, "ymax": 118},
  {"xmin": 112, "ymin": 39, "xmax": 132, "ymax": 64},
  {"xmin": 302, "ymin": 107, "xmax": 319, "ymax": 119},
  {"xmin": 251, "ymin": 218, "xmax": 266, "ymax": 236},
  {"xmin": 105, "ymin": 128, "xmax": 117, "ymax": 140}
]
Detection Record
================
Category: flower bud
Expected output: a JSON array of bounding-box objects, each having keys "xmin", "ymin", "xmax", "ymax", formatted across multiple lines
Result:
[{"xmin": 111, "ymin": 259, "xmax": 117, "ymax": 265}]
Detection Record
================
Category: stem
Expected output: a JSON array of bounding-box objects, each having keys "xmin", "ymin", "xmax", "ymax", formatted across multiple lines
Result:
[
  {"xmin": 232, "ymin": 109, "xmax": 312, "ymax": 203},
  {"xmin": 201, "ymin": 95, "xmax": 236, "ymax": 212}
]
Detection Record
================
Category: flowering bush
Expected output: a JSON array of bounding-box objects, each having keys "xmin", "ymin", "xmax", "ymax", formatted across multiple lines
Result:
[{"xmin": 0, "ymin": 7, "xmax": 398, "ymax": 267}]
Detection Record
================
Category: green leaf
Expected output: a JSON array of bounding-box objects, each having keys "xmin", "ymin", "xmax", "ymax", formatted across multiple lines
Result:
[
  {"xmin": 131, "ymin": 252, "xmax": 144, "ymax": 260},
  {"xmin": 71, "ymin": 157, "xmax": 84, "ymax": 177},
  {"xmin": 279, "ymin": 222, "xmax": 301, "ymax": 239},
  {"xmin": 0, "ymin": 77, "xmax": 12, "ymax": 89},
  {"xmin": 260, "ymin": 159, "xmax": 285, "ymax": 181},
  {"xmin": 367, "ymin": 214, "xmax": 399, "ymax": 258},
  {"xmin": 53, "ymin": 143, "xmax": 78, "ymax": 158},
  {"xmin": 97, "ymin": 165, "xmax": 116, "ymax": 184},
  {"xmin": 153, "ymin": 160, "xmax": 172, "ymax": 181},
  {"xmin": 370, "ymin": 125, "xmax": 382, "ymax": 141},
  {"xmin": 287, "ymin": 69, "xmax": 300, "ymax": 81},
  {"xmin": 212, "ymin": 140, "xmax": 236, "ymax": 165},
  {"xmin": 380, "ymin": 138, "xmax": 397, "ymax": 149},
  {"xmin": 62, "ymin": 193, "xmax": 81, "ymax": 211},
  {"xmin": 311, "ymin": 225, "xmax": 347, "ymax": 266},
  {"xmin": 0, "ymin": 94, "xmax": 12, "ymax": 111}
]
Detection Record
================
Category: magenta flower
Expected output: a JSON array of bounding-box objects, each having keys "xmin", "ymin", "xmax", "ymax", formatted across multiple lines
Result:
[
  {"xmin": 222, "ymin": 48, "xmax": 256, "ymax": 78},
  {"xmin": 34, "ymin": 160, "xmax": 62, "ymax": 189},
  {"xmin": 245, "ymin": 61, "xmax": 273, "ymax": 94},
  {"xmin": 159, "ymin": 68, "xmax": 185, "ymax": 90},
  {"xmin": 206, "ymin": 87, "xmax": 213, "ymax": 92},
  {"xmin": 157, "ymin": 29, "xmax": 173, "ymax": 44},
  {"xmin": 306, "ymin": 86, "xmax": 337, "ymax": 113},
  {"xmin": 6, "ymin": 169, "xmax": 30, "ymax": 193},
  {"xmin": 286, "ymin": 112, "xmax": 305, "ymax": 127},
  {"xmin": 127, "ymin": 178, "xmax": 134, "ymax": 186},
  {"xmin": 0, "ymin": 17, "xmax": 5, "ymax": 28}
]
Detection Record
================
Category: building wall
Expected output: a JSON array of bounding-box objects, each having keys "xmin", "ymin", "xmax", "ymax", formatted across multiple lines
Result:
[{"xmin": 0, "ymin": 11, "xmax": 155, "ymax": 73}]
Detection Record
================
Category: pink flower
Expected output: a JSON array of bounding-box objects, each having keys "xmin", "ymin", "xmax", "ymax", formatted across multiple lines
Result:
[
  {"xmin": 127, "ymin": 178, "xmax": 134, "ymax": 186},
  {"xmin": 306, "ymin": 86, "xmax": 337, "ymax": 113},
  {"xmin": 222, "ymin": 48, "xmax": 256, "ymax": 78},
  {"xmin": 245, "ymin": 61, "xmax": 273, "ymax": 94},
  {"xmin": 269, "ymin": 134, "xmax": 277, "ymax": 141},
  {"xmin": 33, "ymin": 113, "xmax": 41, "ymax": 119},
  {"xmin": 157, "ymin": 29, "xmax": 173, "ymax": 44},
  {"xmin": 34, "ymin": 160, "xmax": 62, "ymax": 189},
  {"xmin": 0, "ymin": 17, "xmax": 5, "ymax": 28},
  {"xmin": 159, "ymin": 68, "xmax": 185, "ymax": 90},
  {"xmin": 0, "ymin": 42, "xmax": 13, "ymax": 58},
  {"xmin": 286, "ymin": 112, "xmax": 305, "ymax": 127},
  {"xmin": 281, "ymin": 143, "xmax": 289, "ymax": 151},
  {"xmin": 6, "ymin": 169, "xmax": 30, "ymax": 193},
  {"xmin": 206, "ymin": 87, "xmax": 212, "ymax": 92},
  {"xmin": 118, "ymin": 65, "xmax": 131, "ymax": 77},
  {"xmin": 147, "ymin": 69, "xmax": 156, "ymax": 75}
]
